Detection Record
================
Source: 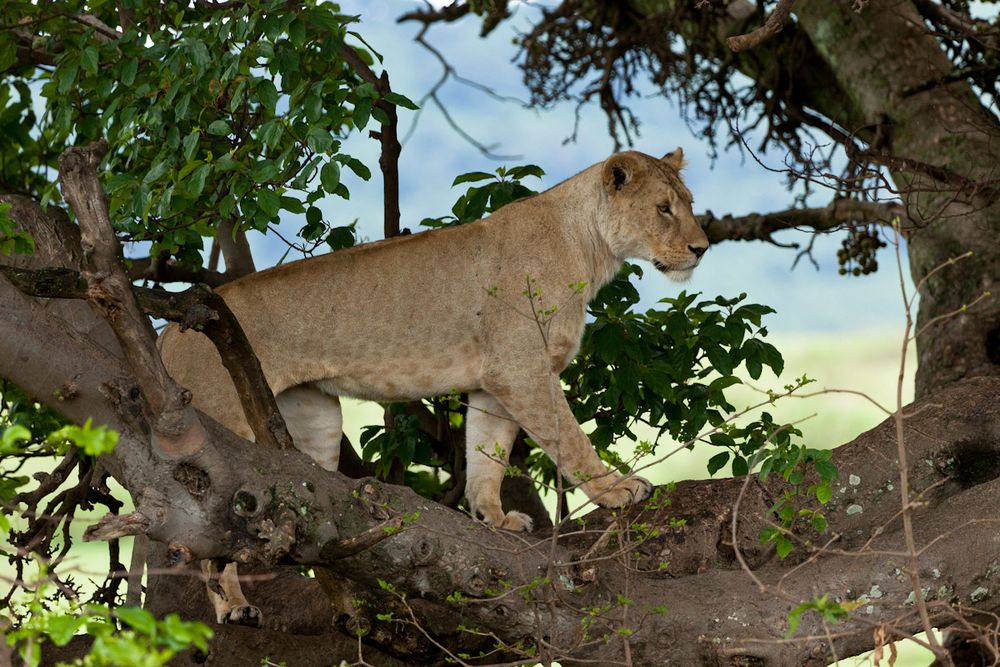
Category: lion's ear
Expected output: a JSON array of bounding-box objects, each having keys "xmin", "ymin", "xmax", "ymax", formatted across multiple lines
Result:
[
  {"xmin": 602, "ymin": 154, "xmax": 641, "ymax": 194},
  {"xmin": 662, "ymin": 147, "xmax": 686, "ymax": 171}
]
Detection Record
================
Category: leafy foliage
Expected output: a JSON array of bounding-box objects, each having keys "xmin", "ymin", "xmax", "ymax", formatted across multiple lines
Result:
[
  {"xmin": 0, "ymin": 0, "xmax": 415, "ymax": 266},
  {"xmin": 6, "ymin": 573, "xmax": 212, "ymax": 667},
  {"xmin": 0, "ymin": 203, "xmax": 34, "ymax": 256},
  {"xmin": 421, "ymin": 164, "xmax": 544, "ymax": 228},
  {"xmin": 359, "ymin": 404, "xmax": 438, "ymax": 482}
]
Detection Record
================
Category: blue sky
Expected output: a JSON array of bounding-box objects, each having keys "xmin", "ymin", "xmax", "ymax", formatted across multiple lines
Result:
[{"xmin": 254, "ymin": 0, "xmax": 916, "ymax": 334}]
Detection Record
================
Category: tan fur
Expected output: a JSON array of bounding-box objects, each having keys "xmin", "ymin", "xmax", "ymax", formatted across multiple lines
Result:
[{"xmin": 159, "ymin": 149, "xmax": 708, "ymax": 619}]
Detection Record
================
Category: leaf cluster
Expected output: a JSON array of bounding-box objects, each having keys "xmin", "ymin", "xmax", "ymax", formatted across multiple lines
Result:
[
  {"xmin": 563, "ymin": 278, "xmax": 787, "ymax": 479},
  {"xmin": 6, "ymin": 581, "xmax": 212, "ymax": 667},
  {"xmin": 0, "ymin": 0, "xmax": 421, "ymax": 266},
  {"xmin": 420, "ymin": 164, "xmax": 543, "ymax": 228}
]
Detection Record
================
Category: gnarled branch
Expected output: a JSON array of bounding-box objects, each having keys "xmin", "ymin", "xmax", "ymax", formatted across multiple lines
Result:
[
  {"xmin": 59, "ymin": 140, "xmax": 206, "ymax": 456},
  {"xmin": 699, "ymin": 199, "xmax": 905, "ymax": 245}
]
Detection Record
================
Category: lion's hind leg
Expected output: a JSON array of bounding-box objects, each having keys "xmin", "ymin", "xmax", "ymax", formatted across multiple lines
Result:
[
  {"xmin": 465, "ymin": 391, "xmax": 534, "ymax": 532},
  {"xmin": 275, "ymin": 383, "xmax": 344, "ymax": 472}
]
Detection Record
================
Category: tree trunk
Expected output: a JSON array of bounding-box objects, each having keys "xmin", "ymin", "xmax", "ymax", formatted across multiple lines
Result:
[
  {"xmin": 635, "ymin": 0, "xmax": 1000, "ymax": 397},
  {"xmin": 790, "ymin": 0, "xmax": 1000, "ymax": 398}
]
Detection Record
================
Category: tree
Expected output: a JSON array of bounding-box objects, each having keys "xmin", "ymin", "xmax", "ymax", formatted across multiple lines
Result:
[{"xmin": 0, "ymin": 1, "xmax": 998, "ymax": 666}]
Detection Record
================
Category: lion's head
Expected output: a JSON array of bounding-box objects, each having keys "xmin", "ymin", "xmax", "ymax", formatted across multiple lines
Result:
[{"xmin": 599, "ymin": 149, "xmax": 709, "ymax": 281}]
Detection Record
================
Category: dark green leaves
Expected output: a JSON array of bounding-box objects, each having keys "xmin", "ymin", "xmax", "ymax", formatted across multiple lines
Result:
[
  {"xmin": 256, "ymin": 79, "xmax": 279, "ymax": 112},
  {"xmin": 206, "ymin": 120, "xmax": 231, "ymax": 136},
  {"xmin": 423, "ymin": 164, "xmax": 545, "ymax": 228},
  {"xmin": 320, "ymin": 161, "xmax": 341, "ymax": 192},
  {"xmin": 360, "ymin": 406, "xmax": 436, "ymax": 480}
]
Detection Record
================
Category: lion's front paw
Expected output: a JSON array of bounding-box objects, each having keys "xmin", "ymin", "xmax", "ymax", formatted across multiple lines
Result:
[
  {"xmin": 473, "ymin": 501, "xmax": 535, "ymax": 532},
  {"xmin": 221, "ymin": 604, "xmax": 262, "ymax": 627},
  {"xmin": 591, "ymin": 475, "xmax": 653, "ymax": 509}
]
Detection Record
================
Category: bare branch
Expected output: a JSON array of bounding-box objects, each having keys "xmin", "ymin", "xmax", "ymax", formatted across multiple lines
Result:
[
  {"xmin": 319, "ymin": 517, "xmax": 405, "ymax": 560},
  {"xmin": 700, "ymin": 199, "xmax": 905, "ymax": 245},
  {"xmin": 84, "ymin": 510, "xmax": 151, "ymax": 542},
  {"xmin": 397, "ymin": 2, "xmax": 472, "ymax": 27},
  {"xmin": 339, "ymin": 44, "xmax": 402, "ymax": 238},
  {"xmin": 726, "ymin": 0, "xmax": 794, "ymax": 52},
  {"xmin": 127, "ymin": 256, "xmax": 229, "ymax": 287}
]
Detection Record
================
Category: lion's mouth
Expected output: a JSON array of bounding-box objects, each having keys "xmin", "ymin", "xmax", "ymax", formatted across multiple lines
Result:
[{"xmin": 653, "ymin": 259, "xmax": 695, "ymax": 283}]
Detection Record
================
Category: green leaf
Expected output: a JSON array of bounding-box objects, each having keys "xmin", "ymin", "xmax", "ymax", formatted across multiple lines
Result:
[
  {"xmin": 187, "ymin": 164, "xmax": 211, "ymax": 198},
  {"xmin": 708, "ymin": 432, "xmax": 736, "ymax": 448},
  {"xmin": 352, "ymin": 99, "xmax": 372, "ymax": 129},
  {"xmin": 1, "ymin": 424, "xmax": 31, "ymax": 453},
  {"xmin": 288, "ymin": 18, "xmax": 307, "ymax": 47},
  {"xmin": 775, "ymin": 536, "xmax": 794, "ymax": 560},
  {"xmin": 258, "ymin": 120, "xmax": 284, "ymax": 148},
  {"xmin": 207, "ymin": 120, "xmax": 231, "ymax": 136},
  {"xmin": 80, "ymin": 46, "xmax": 99, "ymax": 75},
  {"xmin": 188, "ymin": 39, "xmax": 211, "ymax": 70},
  {"xmin": 507, "ymin": 164, "xmax": 545, "ymax": 180},
  {"xmin": 143, "ymin": 160, "xmax": 169, "ymax": 184},
  {"xmin": 57, "ymin": 62, "xmax": 79, "ymax": 94},
  {"xmin": 705, "ymin": 345, "xmax": 733, "ymax": 375},
  {"xmin": 182, "ymin": 131, "xmax": 200, "ymax": 162},
  {"xmin": 115, "ymin": 606, "xmax": 157, "ymax": 636},
  {"xmin": 813, "ymin": 460, "xmax": 838, "ymax": 482},
  {"xmin": 452, "ymin": 171, "xmax": 494, "ymax": 186},
  {"xmin": 0, "ymin": 36, "xmax": 17, "ymax": 72},
  {"xmin": 120, "ymin": 58, "xmax": 138, "ymax": 86},
  {"xmin": 815, "ymin": 483, "xmax": 832, "ymax": 505},
  {"xmin": 354, "ymin": 82, "xmax": 378, "ymax": 99},
  {"xmin": 320, "ymin": 161, "xmax": 341, "ymax": 192},
  {"xmin": 706, "ymin": 451, "xmax": 729, "ymax": 476},
  {"xmin": 47, "ymin": 614, "xmax": 83, "ymax": 646},
  {"xmin": 249, "ymin": 160, "xmax": 280, "ymax": 183},
  {"xmin": 383, "ymin": 91, "xmax": 419, "ymax": 110},
  {"xmin": 46, "ymin": 419, "xmax": 118, "ymax": 456},
  {"xmin": 306, "ymin": 206, "xmax": 323, "ymax": 226},
  {"xmin": 257, "ymin": 189, "xmax": 281, "ymax": 217},
  {"xmin": 257, "ymin": 79, "xmax": 279, "ymax": 111},
  {"xmin": 731, "ymin": 455, "xmax": 748, "ymax": 476},
  {"xmin": 306, "ymin": 127, "xmax": 334, "ymax": 153}
]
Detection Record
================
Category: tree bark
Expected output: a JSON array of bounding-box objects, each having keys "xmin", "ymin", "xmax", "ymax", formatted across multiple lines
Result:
[{"xmin": 788, "ymin": 0, "xmax": 1000, "ymax": 399}]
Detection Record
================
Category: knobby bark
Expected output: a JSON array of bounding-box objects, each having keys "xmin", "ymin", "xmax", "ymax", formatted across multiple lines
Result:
[
  {"xmin": 3, "ymin": 185, "xmax": 1000, "ymax": 665},
  {"xmin": 655, "ymin": 0, "xmax": 1000, "ymax": 397}
]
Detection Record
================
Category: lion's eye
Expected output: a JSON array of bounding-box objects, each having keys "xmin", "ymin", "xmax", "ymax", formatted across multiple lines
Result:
[{"xmin": 657, "ymin": 203, "xmax": 672, "ymax": 216}]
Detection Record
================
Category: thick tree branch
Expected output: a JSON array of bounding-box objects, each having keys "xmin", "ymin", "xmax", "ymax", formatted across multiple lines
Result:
[
  {"xmin": 58, "ymin": 140, "xmax": 206, "ymax": 456},
  {"xmin": 0, "ymin": 264, "xmax": 292, "ymax": 451},
  {"xmin": 215, "ymin": 216, "xmax": 256, "ymax": 278},
  {"xmin": 700, "ymin": 199, "xmax": 905, "ymax": 244}
]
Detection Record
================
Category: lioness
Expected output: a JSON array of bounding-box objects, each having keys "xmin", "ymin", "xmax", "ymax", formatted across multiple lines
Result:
[{"xmin": 159, "ymin": 149, "xmax": 708, "ymax": 622}]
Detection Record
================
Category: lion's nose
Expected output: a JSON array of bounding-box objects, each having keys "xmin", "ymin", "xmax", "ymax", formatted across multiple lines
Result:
[{"xmin": 688, "ymin": 245, "xmax": 707, "ymax": 259}]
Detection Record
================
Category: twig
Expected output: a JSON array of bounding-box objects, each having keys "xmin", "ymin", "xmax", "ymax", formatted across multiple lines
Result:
[{"xmin": 890, "ymin": 223, "xmax": 949, "ymax": 663}]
